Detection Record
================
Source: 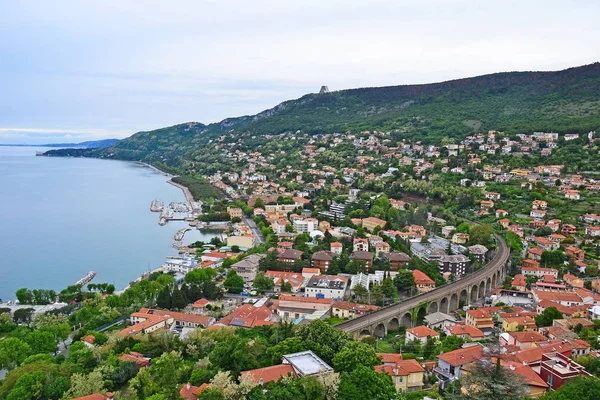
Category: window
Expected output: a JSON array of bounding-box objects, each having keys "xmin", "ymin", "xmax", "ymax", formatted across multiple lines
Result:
[
  {"xmin": 398, "ymin": 376, "xmax": 403, "ymax": 383},
  {"xmin": 547, "ymin": 374, "xmax": 553, "ymax": 386}
]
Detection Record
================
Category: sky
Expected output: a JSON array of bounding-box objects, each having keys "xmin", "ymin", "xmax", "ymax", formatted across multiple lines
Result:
[{"xmin": 1, "ymin": 1, "xmax": 599, "ymax": 144}]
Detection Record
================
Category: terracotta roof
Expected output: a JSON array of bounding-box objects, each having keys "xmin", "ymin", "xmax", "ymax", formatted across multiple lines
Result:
[
  {"xmin": 241, "ymin": 364, "xmax": 295, "ymax": 384},
  {"xmin": 510, "ymin": 331, "xmax": 546, "ymax": 344},
  {"xmin": 412, "ymin": 270, "xmax": 435, "ymax": 286},
  {"xmin": 220, "ymin": 304, "xmax": 273, "ymax": 328},
  {"xmin": 448, "ymin": 324, "xmax": 484, "ymax": 338},
  {"xmin": 437, "ymin": 345, "xmax": 484, "ymax": 367},
  {"xmin": 192, "ymin": 298, "xmax": 210, "ymax": 308},
  {"xmin": 377, "ymin": 353, "xmax": 403, "ymax": 364},
  {"xmin": 333, "ymin": 301, "xmax": 379, "ymax": 312},
  {"xmin": 502, "ymin": 361, "xmax": 549, "ymax": 388},
  {"xmin": 302, "ymin": 267, "xmax": 321, "ymax": 274},
  {"xmin": 533, "ymin": 290, "xmax": 582, "ymax": 303},
  {"xmin": 118, "ymin": 352, "xmax": 150, "ymax": 367},
  {"xmin": 375, "ymin": 359, "xmax": 424, "ymax": 376},
  {"xmin": 265, "ymin": 270, "xmax": 305, "ymax": 288},
  {"xmin": 514, "ymin": 346, "xmax": 545, "ymax": 364},
  {"xmin": 466, "ymin": 309, "xmax": 492, "ymax": 319},
  {"xmin": 407, "ymin": 325, "xmax": 439, "ymax": 338},
  {"xmin": 135, "ymin": 308, "xmax": 213, "ymax": 326},
  {"xmin": 83, "ymin": 335, "xmax": 95, "ymax": 344},
  {"xmin": 70, "ymin": 395, "xmax": 108, "ymax": 400}
]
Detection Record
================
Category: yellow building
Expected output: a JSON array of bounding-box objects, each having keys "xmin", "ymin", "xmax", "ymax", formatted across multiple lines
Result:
[
  {"xmin": 465, "ymin": 309, "xmax": 494, "ymax": 330},
  {"xmin": 227, "ymin": 207, "xmax": 243, "ymax": 219},
  {"xmin": 502, "ymin": 316, "xmax": 537, "ymax": 332},
  {"xmin": 375, "ymin": 360, "xmax": 425, "ymax": 393}
]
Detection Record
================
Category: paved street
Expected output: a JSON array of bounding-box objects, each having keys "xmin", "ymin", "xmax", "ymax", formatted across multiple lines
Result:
[{"xmin": 243, "ymin": 215, "xmax": 265, "ymax": 244}]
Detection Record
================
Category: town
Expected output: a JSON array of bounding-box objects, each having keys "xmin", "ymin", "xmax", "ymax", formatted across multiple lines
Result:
[{"xmin": 4, "ymin": 127, "xmax": 600, "ymax": 399}]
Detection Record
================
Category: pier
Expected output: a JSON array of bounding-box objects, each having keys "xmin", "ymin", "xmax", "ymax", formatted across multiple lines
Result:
[
  {"xmin": 75, "ymin": 271, "xmax": 96, "ymax": 287},
  {"xmin": 174, "ymin": 228, "xmax": 191, "ymax": 241},
  {"xmin": 150, "ymin": 199, "xmax": 164, "ymax": 212}
]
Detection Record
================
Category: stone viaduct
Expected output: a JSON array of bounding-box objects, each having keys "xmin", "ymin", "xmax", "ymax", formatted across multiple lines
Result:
[{"xmin": 336, "ymin": 234, "xmax": 510, "ymax": 338}]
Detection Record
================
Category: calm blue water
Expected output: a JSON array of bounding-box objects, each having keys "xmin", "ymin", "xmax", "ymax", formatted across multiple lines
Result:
[{"xmin": 0, "ymin": 146, "xmax": 215, "ymax": 300}]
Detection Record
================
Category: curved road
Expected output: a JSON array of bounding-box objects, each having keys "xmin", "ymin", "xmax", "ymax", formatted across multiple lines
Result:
[{"xmin": 336, "ymin": 233, "xmax": 510, "ymax": 333}]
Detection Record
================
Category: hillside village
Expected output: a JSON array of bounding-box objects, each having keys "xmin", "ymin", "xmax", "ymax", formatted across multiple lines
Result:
[{"xmin": 7, "ymin": 128, "xmax": 600, "ymax": 399}]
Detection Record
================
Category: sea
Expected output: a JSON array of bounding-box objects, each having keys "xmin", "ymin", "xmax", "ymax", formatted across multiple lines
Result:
[{"xmin": 0, "ymin": 146, "xmax": 218, "ymax": 301}]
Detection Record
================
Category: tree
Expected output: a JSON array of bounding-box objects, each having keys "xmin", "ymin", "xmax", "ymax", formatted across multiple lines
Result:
[
  {"xmin": 64, "ymin": 369, "xmax": 106, "ymax": 399},
  {"xmin": 535, "ymin": 306, "xmax": 563, "ymax": 327},
  {"xmin": 150, "ymin": 351, "xmax": 188, "ymax": 399},
  {"xmin": 25, "ymin": 331, "xmax": 57, "ymax": 354},
  {"xmin": 280, "ymin": 281, "xmax": 293, "ymax": 293},
  {"xmin": 170, "ymin": 286, "xmax": 188, "ymax": 310},
  {"xmin": 332, "ymin": 342, "xmax": 381, "ymax": 373},
  {"xmin": 337, "ymin": 365, "xmax": 396, "ymax": 400},
  {"xmin": 541, "ymin": 377, "xmax": 600, "ymax": 399},
  {"xmin": 460, "ymin": 358, "xmax": 527, "ymax": 400},
  {"xmin": 223, "ymin": 270, "xmax": 245, "ymax": 294},
  {"xmin": 371, "ymin": 284, "xmax": 384, "ymax": 306},
  {"xmin": 393, "ymin": 270, "xmax": 415, "ymax": 292},
  {"xmin": 352, "ymin": 284, "xmax": 368, "ymax": 300},
  {"xmin": 185, "ymin": 268, "xmax": 217, "ymax": 284},
  {"xmin": 346, "ymin": 259, "xmax": 368, "ymax": 274},
  {"xmin": 156, "ymin": 285, "xmax": 171, "ymax": 309},
  {"xmin": 0, "ymin": 338, "xmax": 32, "ymax": 370},
  {"xmin": 469, "ymin": 224, "xmax": 494, "ymax": 247},
  {"xmin": 12, "ymin": 308, "xmax": 34, "ymax": 323},
  {"xmin": 267, "ymin": 337, "xmax": 306, "ymax": 365},
  {"xmin": 295, "ymin": 320, "xmax": 353, "ymax": 365},
  {"xmin": 253, "ymin": 272, "xmax": 275, "ymax": 293},
  {"xmin": 15, "ymin": 288, "xmax": 33, "ymax": 304},
  {"xmin": 381, "ymin": 276, "xmax": 397, "ymax": 301}
]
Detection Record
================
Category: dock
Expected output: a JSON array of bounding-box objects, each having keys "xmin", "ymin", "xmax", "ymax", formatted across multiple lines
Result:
[
  {"xmin": 75, "ymin": 271, "xmax": 96, "ymax": 287},
  {"xmin": 174, "ymin": 228, "xmax": 191, "ymax": 241},
  {"xmin": 150, "ymin": 199, "xmax": 164, "ymax": 212}
]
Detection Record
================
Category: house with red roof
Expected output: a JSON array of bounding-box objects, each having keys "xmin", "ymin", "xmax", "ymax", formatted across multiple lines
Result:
[
  {"xmin": 447, "ymin": 324, "xmax": 484, "ymax": 341},
  {"xmin": 405, "ymin": 325, "xmax": 439, "ymax": 345},
  {"xmin": 412, "ymin": 270, "xmax": 435, "ymax": 293},
  {"xmin": 220, "ymin": 303, "xmax": 274, "ymax": 328},
  {"xmin": 375, "ymin": 359, "xmax": 425, "ymax": 393},
  {"xmin": 434, "ymin": 345, "xmax": 484, "ymax": 388}
]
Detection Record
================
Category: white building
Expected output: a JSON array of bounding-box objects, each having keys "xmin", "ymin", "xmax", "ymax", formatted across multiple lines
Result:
[{"xmin": 304, "ymin": 275, "xmax": 349, "ymax": 300}]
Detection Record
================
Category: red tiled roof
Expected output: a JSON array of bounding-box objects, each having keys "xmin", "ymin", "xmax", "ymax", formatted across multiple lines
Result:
[
  {"xmin": 333, "ymin": 301, "xmax": 379, "ymax": 312},
  {"xmin": 241, "ymin": 364, "xmax": 295, "ymax": 384},
  {"xmin": 412, "ymin": 269, "xmax": 435, "ymax": 285},
  {"xmin": 377, "ymin": 353, "xmax": 403, "ymax": 364},
  {"xmin": 510, "ymin": 331, "xmax": 546, "ymax": 344},
  {"xmin": 375, "ymin": 359, "xmax": 424, "ymax": 376},
  {"xmin": 407, "ymin": 325, "xmax": 439, "ymax": 338},
  {"xmin": 448, "ymin": 324, "xmax": 484, "ymax": 338},
  {"xmin": 70, "ymin": 395, "xmax": 107, "ymax": 400},
  {"xmin": 437, "ymin": 346, "xmax": 484, "ymax": 367}
]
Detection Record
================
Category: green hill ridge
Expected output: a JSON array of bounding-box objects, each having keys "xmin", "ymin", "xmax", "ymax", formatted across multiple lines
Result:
[{"xmin": 47, "ymin": 63, "xmax": 600, "ymax": 170}]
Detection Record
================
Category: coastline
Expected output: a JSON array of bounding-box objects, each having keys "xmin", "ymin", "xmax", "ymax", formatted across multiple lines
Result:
[
  {"xmin": 0, "ymin": 150, "xmax": 206, "ymax": 302},
  {"xmin": 137, "ymin": 161, "xmax": 196, "ymax": 206}
]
